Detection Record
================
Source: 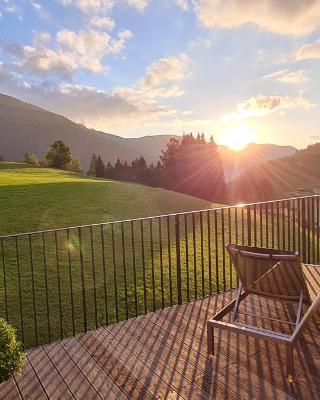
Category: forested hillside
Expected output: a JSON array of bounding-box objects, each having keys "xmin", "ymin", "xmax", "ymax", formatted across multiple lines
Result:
[{"xmin": 229, "ymin": 143, "xmax": 320, "ymax": 202}]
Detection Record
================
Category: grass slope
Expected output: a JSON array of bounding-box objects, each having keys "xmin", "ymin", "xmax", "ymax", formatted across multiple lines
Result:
[
  {"xmin": 0, "ymin": 162, "xmax": 214, "ymax": 235},
  {"xmin": 1, "ymin": 163, "xmax": 234, "ymax": 348}
]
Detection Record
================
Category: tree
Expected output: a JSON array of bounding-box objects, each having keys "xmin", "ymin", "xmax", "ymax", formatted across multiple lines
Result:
[
  {"xmin": 87, "ymin": 154, "xmax": 97, "ymax": 176},
  {"xmin": 68, "ymin": 158, "xmax": 82, "ymax": 173},
  {"xmin": 0, "ymin": 155, "xmax": 4, "ymax": 162},
  {"xmin": 45, "ymin": 141, "xmax": 72, "ymax": 169},
  {"xmin": 159, "ymin": 134, "xmax": 227, "ymax": 202},
  {"xmin": 23, "ymin": 152, "xmax": 40, "ymax": 166},
  {"xmin": 0, "ymin": 318, "xmax": 25, "ymax": 383},
  {"xmin": 95, "ymin": 155, "xmax": 105, "ymax": 177},
  {"xmin": 105, "ymin": 161, "xmax": 114, "ymax": 179}
]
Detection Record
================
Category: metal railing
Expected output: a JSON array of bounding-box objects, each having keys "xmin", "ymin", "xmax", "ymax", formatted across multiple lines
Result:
[{"xmin": 0, "ymin": 195, "xmax": 319, "ymax": 349}]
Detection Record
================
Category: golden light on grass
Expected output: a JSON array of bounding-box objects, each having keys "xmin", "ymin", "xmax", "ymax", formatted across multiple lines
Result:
[{"xmin": 219, "ymin": 123, "xmax": 257, "ymax": 151}]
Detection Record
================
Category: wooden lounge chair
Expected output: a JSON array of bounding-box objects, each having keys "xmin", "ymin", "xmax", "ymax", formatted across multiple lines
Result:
[{"xmin": 207, "ymin": 244, "xmax": 320, "ymax": 382}]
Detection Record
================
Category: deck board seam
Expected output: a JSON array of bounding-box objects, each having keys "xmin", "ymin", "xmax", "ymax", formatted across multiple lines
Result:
[
  {"xmin": 12, "ymin": 374, "xmax": 23, "ymax": 400},
  {"xmin": 89, "ymin": 329, "xmax": 185, "ymax": 400},
  {"xmin": 24, "ymin": 353, "xmax": 51, "ymax": 400},
  {"xmin": 41, "ymin": 346, "xmax": 77, "ymax": 400},
  {"xmin": 73, "ymin": 337, "xmax": 132, "ymax": 400},
  {"xmin": 103, "ymin": 318, "xmax": 276, "ymax": 400},
  {"xmin": 136, "ymin": 318, "xmax": 288, "ymax": 400},
  {"xmin": 56, "ymin": 342, "xmax": 104, "ymax": 400}
]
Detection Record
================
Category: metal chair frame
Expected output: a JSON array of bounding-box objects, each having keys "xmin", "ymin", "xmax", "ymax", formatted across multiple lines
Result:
[{"xmin": 207, "ymin": 244, "xmax": 320, "ymax": 382}]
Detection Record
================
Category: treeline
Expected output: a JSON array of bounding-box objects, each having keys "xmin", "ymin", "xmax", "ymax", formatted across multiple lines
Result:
[
  {"xmin": 88, "ymin": 133, "xmax": 227, "ymax": 202},
  {"xmin": 229, "ymin": 142, "xmax": 320, "ymax": 203},
  {"xmin": 22, "ymin": 141, "xmax": 82, "ymax": 173}
]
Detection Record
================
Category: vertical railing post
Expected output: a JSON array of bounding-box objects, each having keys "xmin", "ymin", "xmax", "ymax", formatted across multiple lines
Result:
[
  {"xmin": 175, "ymin": 214, "xmax": 182, "ymax": 305},
  {"xmin": 316, "ymin": 196, "xmax": 320, "ymax": 264},
  {"xmin": 302, "ymin": 198, "xmax": 307, "ymax": 263},
  {"xmin": 247, "ymin": 205, "xmax": 252, "ymax": 246}
]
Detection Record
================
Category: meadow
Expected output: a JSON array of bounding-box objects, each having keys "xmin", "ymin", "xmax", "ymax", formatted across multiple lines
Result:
[{"xmin": 0, "ymin": 163, "xmax": 317, "ymax": 349}]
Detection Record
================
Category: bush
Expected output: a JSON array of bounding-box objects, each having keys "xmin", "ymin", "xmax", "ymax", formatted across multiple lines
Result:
[{"xmin": 0, "ymin": 319, "xmax": 25, "ymax": 383}]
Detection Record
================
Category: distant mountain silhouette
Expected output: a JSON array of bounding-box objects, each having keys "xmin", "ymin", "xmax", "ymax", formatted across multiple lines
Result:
[
  {"xmin": 220, "ymin": 143, "xmax": 297, "ymax": 181},
  {"xmin": 0, "ymin": 93, "xmax": 296, "ymax": 177},
  {"xmin": 229, "ymin": 142, "xmax": 320, "ymax": 202}
]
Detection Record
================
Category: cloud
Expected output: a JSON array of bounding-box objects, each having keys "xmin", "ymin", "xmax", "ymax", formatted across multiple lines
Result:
[
  {"xmin": 193, "ymin": 0, "xmax": 320, "ymax": 35},
  {"xmin": 223, "ymin": 94, "xmax": 315, "ymax": 121},
  {"xmin": 5, "ymin": 28, "xmax": 132, "ymax": 76},
  {"xmin": 126, "ymin": 0, "xmax": 148, "ymax": 11},
  {"xmin": 114, "ymin": 53, "xmax": 190, "ymax": 108},
  {"xmin": 296, "ymin": 38, "xmax": 320, "ymax": 60},
  {"xmin": 90, "ymin": 16, "xmax": 115, "ymax": 30},
  {"xmin": 262, "ymin": 69, "xmax": 308, "ymax": 84},
  {"xmin": 30, "ymin": 1, "xmax": 49, "ymax": 19},
  {"xmin": 139, "ymin": 53, "xmax": 190, "ymax": 89},
  {"xmin": 175, "ymin": 0, "xmax": 189, "ymax": 11},
  {"xmin": 60, "ymin": 0, "xmax": 148, "ymax": 14},
  {"xmin": 0, "ymin": 0, "xmax": 23, "ymax": 18}
]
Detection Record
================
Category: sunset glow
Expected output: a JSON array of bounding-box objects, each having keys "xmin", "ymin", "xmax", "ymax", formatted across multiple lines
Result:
[{"xmin": 218, "ymin": 124, "xmax": 257, "ymax": 151}]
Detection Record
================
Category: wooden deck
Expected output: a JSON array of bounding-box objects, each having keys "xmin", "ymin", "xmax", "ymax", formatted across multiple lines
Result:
[{"xmin": 1, "ymin": 289, "xmax": 320, "ymax": 400}]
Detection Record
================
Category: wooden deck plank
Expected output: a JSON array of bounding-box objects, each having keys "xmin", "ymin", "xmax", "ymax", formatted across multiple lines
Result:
[
  {"xmin": 13, "ymin": 357, "xmax": 48, "ymax": 400},
  {"xmin": 44, "ymin": 342, "xmax": 103, "ymax": 400},
  {"xmin": 27, "ymin": 348, "xmax": 74, "ymax": 400},
  {"xmin": 105, "ymin": 317, "xmax": 274, "ymax": 400},
  {"xmin": 0, "ymin": 376, "xmax": 22, "ymax": 400},
  {"xmin": 61, "ymin": 338, "xmax": 129, "ymax": 400},
  {"xmin": 142, "ymin": 314, "xmax": 293, "ymax": 400},
  {"xmin": 94, "ymin": 325, "xmax": 216, "ymax": 400},
  {"xmin": 0, "ymin": 290, "xmax": 319, "ymax": 400},
  {"xmin": 79, "ymin": 330, "xmax": 170, "ymax": 399},
  {"xmin": 124, "ymin": 309, "xmax": 292, "ymax": 400}
]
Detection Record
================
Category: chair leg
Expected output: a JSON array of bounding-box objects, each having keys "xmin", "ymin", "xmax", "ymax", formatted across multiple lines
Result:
[
  {"xmin": 286, "ymin": 344, "xmax": 294, "ymax": 383},
  {"xmin": 232, "ymin": 282, "xmax": 243, "ymax": 322},
  {"xmin": 207, "ymin": 321, "xmax": 214, "ymax": 357}
]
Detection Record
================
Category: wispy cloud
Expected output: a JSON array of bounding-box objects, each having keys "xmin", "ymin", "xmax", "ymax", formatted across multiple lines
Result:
[
  {"xmin": 262, "ymin": 69, "xmax": 308, "ymax": 84},
  {"xmin": 296, "ymin": 38, "xmax": 320, "ymax": 60},
  {"xmin": 223, "ymin": 94, "xmax": 314, "ymax": 120}
]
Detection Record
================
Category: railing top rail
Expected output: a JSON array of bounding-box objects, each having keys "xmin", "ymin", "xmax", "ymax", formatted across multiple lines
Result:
[{"xmin": 1, "ymin": 194, "xmax": 319, "ymax": 240}]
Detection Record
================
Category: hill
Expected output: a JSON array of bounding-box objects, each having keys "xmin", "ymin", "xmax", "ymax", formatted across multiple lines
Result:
[
  {"xmin": 0, "ymin": 93, "xmax": 296, "ymax": 176},
  {"xmin": 0, "ymin": 93, "xmax": 173, "ymax": 169},
  {"xmin": 220, "ymin": 143, "xmax": 297, "ymax": 181},
  {"xmin": 229, "ymin": 142, "xmax": 320, "ymax": 202},
  {"xmin": 0, "ymin": 162, "xmax": 215, "ymax": 235}
]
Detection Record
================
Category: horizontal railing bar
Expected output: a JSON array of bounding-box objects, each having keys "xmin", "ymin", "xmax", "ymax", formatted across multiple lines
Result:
[{"xmin": 0, "ymin": 194, "xmax": 319, "ymax": 239}]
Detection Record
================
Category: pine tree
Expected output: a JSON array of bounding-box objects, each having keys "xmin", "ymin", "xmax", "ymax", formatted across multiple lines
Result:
[
  {"xmin": 95, "ymin": 155, "xmax": 105, "ymax": 177},
  {"xmin": 45, "ymin": 141, "xmax": 72, "ymax": 169},
  {"xmin": 87, "ymin": 154, "xmax": 97, "ymax": 176},
  {"xmin": 105, "ymin": 161, "xmax": 114, "ymax": 178}
]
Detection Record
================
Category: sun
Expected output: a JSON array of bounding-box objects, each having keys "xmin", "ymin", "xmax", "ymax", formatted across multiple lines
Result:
[{"xmin": 219, "ymin": 124, "xmax": 257, "ymax": 151}]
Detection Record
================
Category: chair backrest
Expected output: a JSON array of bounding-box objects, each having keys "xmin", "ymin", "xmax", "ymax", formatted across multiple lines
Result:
[{"xmin": 226, "ymin": 244, "xmax": 310, "ymax": 302}]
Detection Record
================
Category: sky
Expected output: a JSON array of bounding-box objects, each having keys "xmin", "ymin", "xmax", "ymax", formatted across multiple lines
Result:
[{"xmin": 0, "ymin": 0, "xmax": 320, "ymax": 149}]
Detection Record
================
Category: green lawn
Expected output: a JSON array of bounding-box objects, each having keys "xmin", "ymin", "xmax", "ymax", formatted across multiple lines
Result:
[
  {"xmin": 0, "ymin": 162, "xmax": 215, "ymax": 235},
  {"xmin": 1, "ymin": 163, "xmax": 233, "ymax": 348},
  {"xmin": 1, "ymin": 163, "xmax": 315, "ymax": 349}
]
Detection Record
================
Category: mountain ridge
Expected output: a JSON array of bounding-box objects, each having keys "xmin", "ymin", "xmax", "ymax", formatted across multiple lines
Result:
[{"xmin": 0, "ymin": 93, "xmax": 296, "ymax": 179}]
